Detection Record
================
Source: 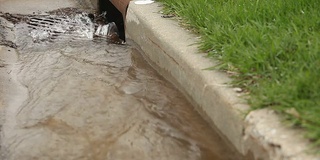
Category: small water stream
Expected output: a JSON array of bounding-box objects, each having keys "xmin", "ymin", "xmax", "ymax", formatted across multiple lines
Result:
[{"xmin": 0, "ymin": 7, "xmax": 248, "ymax": 160}]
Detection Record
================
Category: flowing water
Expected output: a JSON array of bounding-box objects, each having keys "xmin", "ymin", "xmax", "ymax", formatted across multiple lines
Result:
[{"xmin": 0, "ymin": 6, "xmax": 248, "ymax": 160}]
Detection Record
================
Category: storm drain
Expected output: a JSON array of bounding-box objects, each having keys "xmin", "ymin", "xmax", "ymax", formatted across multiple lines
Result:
[
  {"xmin": 0, "ymin": 8, "xmax": 123, "ymax": 46},
  {"xmin": 27, "ymin": 14, "xmax": 95, "ymax": 42}
]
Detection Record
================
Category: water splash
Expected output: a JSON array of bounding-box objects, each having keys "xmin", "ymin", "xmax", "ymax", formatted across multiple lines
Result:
[
  {"xmin": 1, "ymin": 9, "xmax": 123, "ymax": 44},
  {"xmin": 73, "ymin": 13, "xmax": 95, "ymax": 38},
  {"xmin": 28, "ymin": 13, "xmax": 95, "ymax": 42}
]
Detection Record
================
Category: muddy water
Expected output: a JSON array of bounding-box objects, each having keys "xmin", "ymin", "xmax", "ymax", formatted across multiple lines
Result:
[{"xmin": 0, "ymin": 5, "xmax": 247, "ymax": 160}]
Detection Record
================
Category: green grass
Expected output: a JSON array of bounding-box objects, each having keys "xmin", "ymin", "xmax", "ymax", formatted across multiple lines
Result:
[{"xmin": 157, "ymin": 0, "xmax": 320, "ymax": 149}]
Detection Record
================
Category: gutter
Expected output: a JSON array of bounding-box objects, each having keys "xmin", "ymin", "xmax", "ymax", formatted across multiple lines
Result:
[{"xmin": 100, "ymin": 0, "xmax": 320, "ymax": 159}]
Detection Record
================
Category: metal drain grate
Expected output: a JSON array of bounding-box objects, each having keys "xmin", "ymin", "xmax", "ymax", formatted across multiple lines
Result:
[
  {"xmin": 26, "ymin": 14, "xmax": 95, "ymax": 42},
  {"xmin": 0, "ymin": 8, "xmax": 124, "ymax": 44}
]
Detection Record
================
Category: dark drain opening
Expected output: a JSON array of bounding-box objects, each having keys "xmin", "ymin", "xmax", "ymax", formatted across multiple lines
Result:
[{"xmin": 99, "ymin": 0, "xmax": 127, "ymax": 42}]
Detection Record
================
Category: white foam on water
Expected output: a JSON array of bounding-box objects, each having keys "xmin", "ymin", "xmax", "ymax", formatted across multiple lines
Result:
[
  {"xmin": 29, "ymin": 13, "xmax": 95, "ymax": 42},
  {"xmin": 95, "ymin": 24, "xmax": 110, "ymax": 37},
  {"xmin": 30, "ymin": 29, "xmax": 50, "ymax": 42},
  {"xmin": 73, "ymin": 13, "xmax": 95, "ymax": 39}
]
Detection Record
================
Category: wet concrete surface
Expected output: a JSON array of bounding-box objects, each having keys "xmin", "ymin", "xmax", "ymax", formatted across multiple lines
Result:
[{"xmin": 0, "ymin": 1, "xmax": 249, "ymax": 159}]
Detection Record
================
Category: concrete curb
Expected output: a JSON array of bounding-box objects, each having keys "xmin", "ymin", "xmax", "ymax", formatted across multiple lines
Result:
[{"xmin": 125, "ymin": 1, "xmax": 320, "ymax": 160}]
